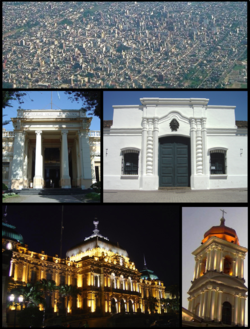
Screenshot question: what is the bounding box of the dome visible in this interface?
[2,222,24,244]
[140,268,159,280]
[202,217,239,245]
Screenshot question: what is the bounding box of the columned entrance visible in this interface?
[159,136,191,187]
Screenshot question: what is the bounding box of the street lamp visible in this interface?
[9,294,24,327]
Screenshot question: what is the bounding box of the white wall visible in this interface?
[206,106,236,128]
[112,106,142,128]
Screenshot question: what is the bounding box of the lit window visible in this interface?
[121,149,140,175]
[210,149,227,174]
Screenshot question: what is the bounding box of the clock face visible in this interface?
[6,242,13,250]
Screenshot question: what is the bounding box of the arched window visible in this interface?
[121,149,140,175]
[209,149,227,174]
[222,302,232,325]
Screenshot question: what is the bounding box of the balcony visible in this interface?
[89,131,100,137]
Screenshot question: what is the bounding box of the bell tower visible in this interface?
[187,211,247,326]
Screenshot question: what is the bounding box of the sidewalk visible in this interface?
[104,188,247,203]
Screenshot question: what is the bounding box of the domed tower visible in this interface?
[187,211,247,326]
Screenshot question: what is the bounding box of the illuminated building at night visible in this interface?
[3,216,170,318]
[183,212,248,326]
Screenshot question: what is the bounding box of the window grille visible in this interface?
[121,150,139,175]
[210,149,227,174]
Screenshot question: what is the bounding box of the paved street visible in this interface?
[104,188,247,203]
[2,195,99,203]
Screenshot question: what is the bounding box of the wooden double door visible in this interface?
[159,136,191,187]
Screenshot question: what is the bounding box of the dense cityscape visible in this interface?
[3,1,247,89]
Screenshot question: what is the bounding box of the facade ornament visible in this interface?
[169,118,179,131]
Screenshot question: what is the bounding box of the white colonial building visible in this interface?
[2,109,100,190]
[104,98,247,190]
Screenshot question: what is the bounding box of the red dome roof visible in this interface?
[202,218,240,245]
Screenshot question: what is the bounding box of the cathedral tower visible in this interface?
[187,211,247,326]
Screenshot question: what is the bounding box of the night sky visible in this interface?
[2,205,180,289]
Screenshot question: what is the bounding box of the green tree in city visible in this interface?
[57,284,82,317]
[35,279,57,326]
[64,91,100,118]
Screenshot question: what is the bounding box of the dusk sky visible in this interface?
[3,91,100,131]
[104,90,248,121]
[2,205,180,289]
[182,207,248,326]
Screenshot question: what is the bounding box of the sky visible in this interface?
[3,91,100,131]
[104,91,248,121]
[182,207,248,326]
[2,205,180,290]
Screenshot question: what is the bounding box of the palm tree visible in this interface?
[57,284,82,317]
[8,283,46,309]
[35,279,57,326]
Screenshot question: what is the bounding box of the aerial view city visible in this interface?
[2,1,247,89]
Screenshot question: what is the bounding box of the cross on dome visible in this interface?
[220,209,227,226]
[84,218,109,241]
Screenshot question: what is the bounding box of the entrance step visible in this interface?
[159,187,191,190]
[12,188,93,196]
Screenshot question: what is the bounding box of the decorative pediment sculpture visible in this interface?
[170,118,179,131]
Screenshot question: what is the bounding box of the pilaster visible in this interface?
[140,118,148,189]
[146,119,153,175]
[22,134,29,188]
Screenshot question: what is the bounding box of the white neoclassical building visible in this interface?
[104,98,247,190]
[2,109,100,190]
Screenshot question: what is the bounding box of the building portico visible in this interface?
[10,109,93,190]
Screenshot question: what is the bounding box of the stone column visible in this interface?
[141,118,147,178]
[190,118,196,188]
[146,119,153,175]
[240,297,245,326]
[240,257,244,278]
[210,290,216,320]
[234,294,239,325]
[153,118,159,177]
[78,130,92,189]
[216,249,221,272]
[61,130,71,188]
[235,255,239,276]
[22,134,29,188]
[233,260,236,276]
[75,137,81,187]
[213,249,218,271]
[28,146,33,187]
[201,118,208,175]
[217,290,222,321]
[196,119,203,174]
[199,292,203,317]
[11,131,25,190]
[33,130,43,189]
[71,144,77,187]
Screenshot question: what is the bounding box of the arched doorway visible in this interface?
[222,302,232,325]
[111,298,117,314]
[159,136,191,187]
[120,299,125,313]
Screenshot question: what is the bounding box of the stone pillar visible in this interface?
[210,290,216,320]
[78,130,92,189]
[240,257,244,278]
[234,294,239,325]
[233,260,236,276]
[199,292,203,317]
[217,290,222,321]
[61,130,71,188]
[11,131,25,190]
[28,146,33,187]
[190,118,196,188]
[205,289,211,320]
[216,249,221,272]
[205,251,209,273]
[196,119,203,174]
[22,135,29,188]
[146,119,153,175]
[240,297,245,326]
[75,138,81,187]
[71,144,77,187]
[33,130,43,189]
[213,249,217,270]
[235,255,239,276]
[140,118,148,188]
[153,118,159,176]
[201,118,208,177]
